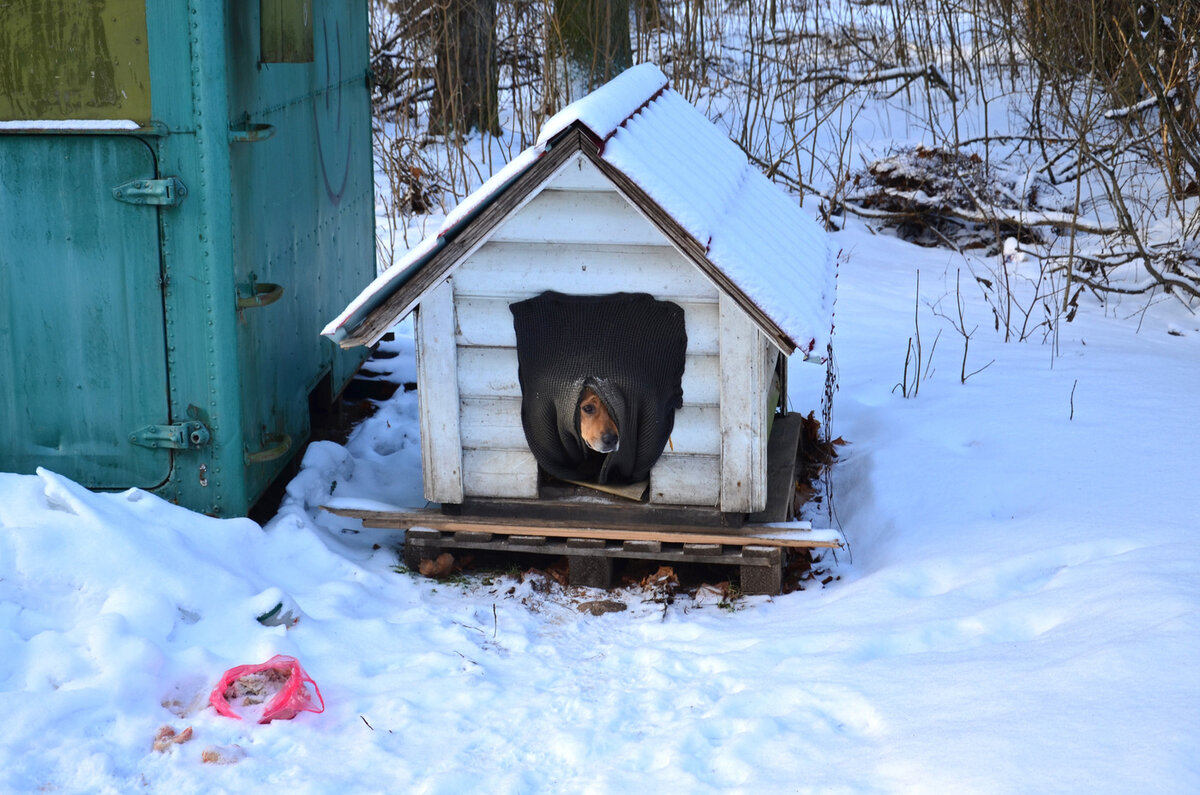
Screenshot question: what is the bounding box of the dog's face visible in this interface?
[578,386,619,454]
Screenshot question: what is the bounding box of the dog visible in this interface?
[578,385,619,454]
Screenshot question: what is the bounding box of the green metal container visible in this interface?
[0,0,374,516]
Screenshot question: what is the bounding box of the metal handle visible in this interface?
[245,433,292,465]
[236,282,284,309]
[228,123,276,143]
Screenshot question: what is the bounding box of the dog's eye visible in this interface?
[581,403,595,415]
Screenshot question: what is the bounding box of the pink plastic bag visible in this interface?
[209,655,325,724]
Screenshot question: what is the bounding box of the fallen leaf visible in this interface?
[201,745,247,765]
[152,725,193,753]
[152,726,176,753]
[546,557,570,587]
[640,566,678,590]
[577,599,627,616]
[418,553,455,578]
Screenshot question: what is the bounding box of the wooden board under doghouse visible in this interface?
[324,509,842,596]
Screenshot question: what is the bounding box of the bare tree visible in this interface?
[430,0,501,135]
[551,0,633,101]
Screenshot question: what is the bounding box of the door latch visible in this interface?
[129,421,211,450]
[112,177,188,206]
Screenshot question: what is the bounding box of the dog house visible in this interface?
[325,63,835,524]
[0,1,374,516]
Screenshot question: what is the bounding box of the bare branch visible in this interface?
[842,185,1119,235]
[795,63,959,103]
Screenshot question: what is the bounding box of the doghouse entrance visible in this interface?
[509,291,687,489]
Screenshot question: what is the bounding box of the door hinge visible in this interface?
[112,177,188,206]
[129,421,211,450]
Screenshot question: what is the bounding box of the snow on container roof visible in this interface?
[324,63,835,359]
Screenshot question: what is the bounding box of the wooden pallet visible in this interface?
[324,508,841,595]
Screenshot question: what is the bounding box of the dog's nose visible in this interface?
[600,432,619,451]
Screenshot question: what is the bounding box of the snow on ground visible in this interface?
[2,217,1199,793]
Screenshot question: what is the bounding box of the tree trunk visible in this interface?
[552,0,633,100]
[430,0,499,135]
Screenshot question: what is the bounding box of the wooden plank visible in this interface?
[560,477,648,501]
[459,396,720,457]
[406,527,443,542]
[404,535,778,567]
[328,509,842,548]
[456,496,732,527]
[649,453,720,506]
[459,396,528,449]
[415,279,465,504]
[718,293,768,513]
[461,448,539,498]
[566,537,608,550]
[490,188,670,247]
[662,405,721,456]
[451,241,719,302]
[456,347,524,398]
[457,346,721,405]
[747,412,804,524]
[452,294,720,355]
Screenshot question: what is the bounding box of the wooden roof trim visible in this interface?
[339,128,591,348]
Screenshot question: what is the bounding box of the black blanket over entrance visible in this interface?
[510,291,687,485]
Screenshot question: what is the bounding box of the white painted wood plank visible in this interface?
[649,454,721,506]
[457,346,721,405]
[664,405,721,456]
[460,396,527,450]
[459,395,719,457]
[490,189,668,246]
[453,242,719,301]
[461,448,539,498]
[415,279,465,504]
[452,295,519,349]
[719,293,768,513]
[452,294,719,354]
[455,347,524,398]
[543,152,615,191]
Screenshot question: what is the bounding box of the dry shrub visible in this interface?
[846,145,1044,250]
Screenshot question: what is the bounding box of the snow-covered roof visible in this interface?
[324,63,835,358]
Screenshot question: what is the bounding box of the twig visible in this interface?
[797,63,959,103]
